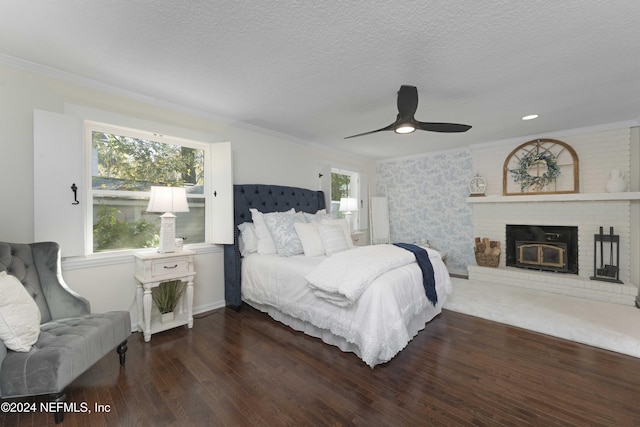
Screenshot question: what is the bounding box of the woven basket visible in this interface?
[475,252,500,268]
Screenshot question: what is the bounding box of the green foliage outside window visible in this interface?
[91,130,205,251]
[92,132,204,191]
[331,172,351,201]
[93,206,159,252]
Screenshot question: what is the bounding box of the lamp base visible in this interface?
[344,211,353,232]
[158,213,177,253]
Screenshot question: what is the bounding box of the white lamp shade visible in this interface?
[339,197,358,212]
[147,186,190,213]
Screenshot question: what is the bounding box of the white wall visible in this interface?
[0,62,375,324]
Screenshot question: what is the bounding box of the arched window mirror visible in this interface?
[503,139,579,195]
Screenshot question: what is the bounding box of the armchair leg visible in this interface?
[52,392,66,424]
[117,340,128,365]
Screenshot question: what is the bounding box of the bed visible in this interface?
[223,184,452,367]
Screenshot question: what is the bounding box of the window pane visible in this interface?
[331,172,348,220]
[331,172,351,202]
[90,128,207,252]
[92,196,205,253]
[92,131,204,193]
[173,199,206,245]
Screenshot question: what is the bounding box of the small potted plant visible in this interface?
[152,280,185,323]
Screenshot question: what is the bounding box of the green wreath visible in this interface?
[509,152,560,191]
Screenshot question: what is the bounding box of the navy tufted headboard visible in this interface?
[223,184,326,309]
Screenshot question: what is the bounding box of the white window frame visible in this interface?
[84,121,212,254]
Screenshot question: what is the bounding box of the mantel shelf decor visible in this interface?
[503,139,579,196]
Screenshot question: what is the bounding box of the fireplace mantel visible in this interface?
[466,192,640,204]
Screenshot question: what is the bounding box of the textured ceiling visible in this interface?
[2,1,640,159]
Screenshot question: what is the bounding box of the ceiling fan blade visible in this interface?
[416,121,472,133]
[397,85,418,118]
[344,122,395,139]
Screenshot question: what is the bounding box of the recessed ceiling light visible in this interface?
[522,114,539,121]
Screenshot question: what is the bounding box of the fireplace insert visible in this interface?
[506,225,578,274]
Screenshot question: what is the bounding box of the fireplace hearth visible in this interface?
[506,225,578,274]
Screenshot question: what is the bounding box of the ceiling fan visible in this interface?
[344,85,472,139]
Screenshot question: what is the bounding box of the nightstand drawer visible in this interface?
[151,257,190,277]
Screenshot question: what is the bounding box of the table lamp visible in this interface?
[339,197,358,232]
[147,186,190,253]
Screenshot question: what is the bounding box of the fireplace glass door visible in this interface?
[516,242,567,271]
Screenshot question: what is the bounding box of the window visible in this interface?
[88,122,209,253]
[331,168,360,230]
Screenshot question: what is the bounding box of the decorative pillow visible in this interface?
[318,224,350,255]
[304,209,328,223]
[0,271,41,352]
[320,218,354,248]
[264,211,307,256]
[238,222,258,256]
[294,222,326,257]
[250,208,294,255]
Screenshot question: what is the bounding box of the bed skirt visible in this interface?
[243,298,445,368]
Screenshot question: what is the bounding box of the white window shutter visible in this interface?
[33,110,85,257]
[210,141,233,244]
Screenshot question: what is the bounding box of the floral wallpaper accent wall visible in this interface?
[376,149,474,274]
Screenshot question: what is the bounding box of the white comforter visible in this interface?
[241,247,452,367]
[305,245,417,306]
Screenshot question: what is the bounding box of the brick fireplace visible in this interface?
[467,195,637,306]
[467,127,639,306]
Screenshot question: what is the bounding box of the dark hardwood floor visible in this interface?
[3,306,640,426]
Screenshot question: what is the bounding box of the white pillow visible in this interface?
[264,211,307,256]
[250,208,294,255]
[238,222,258,256]
[0,271,41,352]
[318,224,350,255]
[320,218,354,248]
[250,209,276,254]
[304,209,328,223]
[294,222,326,257]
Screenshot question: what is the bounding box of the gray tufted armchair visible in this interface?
[0,242,131,424]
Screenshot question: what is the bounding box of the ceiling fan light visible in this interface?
[395,123,416,134]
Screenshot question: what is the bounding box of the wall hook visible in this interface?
[71,183,79,205]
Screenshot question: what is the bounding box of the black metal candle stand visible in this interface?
[590,226,623,284]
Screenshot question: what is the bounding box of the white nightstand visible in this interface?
[351,230,369,246]
[426,247,447,265]
[437,250,448,265]
[134,250,196,342]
